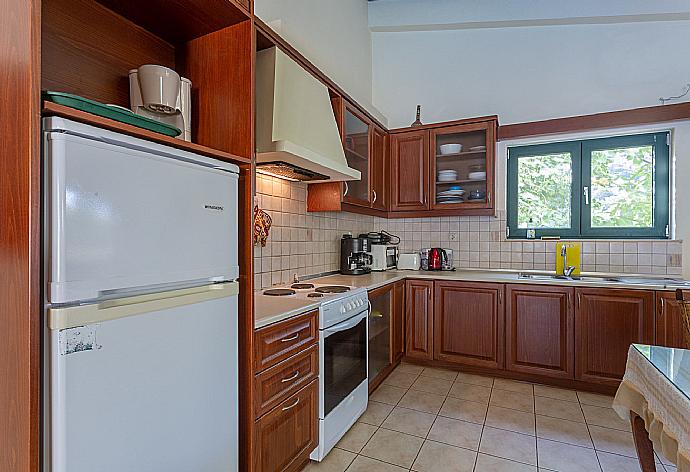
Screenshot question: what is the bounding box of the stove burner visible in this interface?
[291,283,315,290]
[263,289,296,296]
[315,285,351,294]
[307,293,324,298]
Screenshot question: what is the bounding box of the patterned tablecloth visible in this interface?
[613,345,690,472]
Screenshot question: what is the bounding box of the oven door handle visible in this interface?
[323,313,366,337]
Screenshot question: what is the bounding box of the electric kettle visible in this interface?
[428,248,447,271]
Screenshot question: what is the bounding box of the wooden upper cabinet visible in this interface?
[391,280,405,363]
[430,120,496,213]
[506,285,574,379]
[575,288,654,386]
[433,281,504,369]
[656,291,688,349]
[405,279,434,359]
[390,130,430,211]
[371,125,388,211]
[342,103,371,207]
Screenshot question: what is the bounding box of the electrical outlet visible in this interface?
[449,233,457,241]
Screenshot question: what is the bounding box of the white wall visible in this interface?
[372,20,690,128]
[255,0,387,125]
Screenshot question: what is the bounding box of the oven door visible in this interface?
[320,311,368,418]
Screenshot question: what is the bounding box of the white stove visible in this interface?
[262,282,369,461]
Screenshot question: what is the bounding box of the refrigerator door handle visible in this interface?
[48,282,239,330]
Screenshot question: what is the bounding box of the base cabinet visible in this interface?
[433,281,504,369]
[253,380,318,472]
[506,285,574,379]
[575,288,654,387]
[656,291,689,349]
[391,280,405,363]
[405,280,434,359]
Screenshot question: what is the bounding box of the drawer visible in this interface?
[253,380,318,472]
[254,310,318,373]
[254,344,319,418]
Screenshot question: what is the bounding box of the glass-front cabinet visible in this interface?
[368,286,392,383]
[430,121,496,211]
[342,105,371,206]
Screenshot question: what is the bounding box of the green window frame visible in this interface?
[507,132,670,239]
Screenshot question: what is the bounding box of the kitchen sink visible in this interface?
[517,273,690,287]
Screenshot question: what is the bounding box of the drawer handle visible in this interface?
[281,333,299,343]
[281,371,300,383]
[282,398,300,411]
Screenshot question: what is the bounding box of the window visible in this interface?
[507,132,669,239]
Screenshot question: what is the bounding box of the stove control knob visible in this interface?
[357,299,363,306]
[339,306,346,314]
[346,302,353,310]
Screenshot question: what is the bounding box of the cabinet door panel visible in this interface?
[391,280,405,362]
[506,285,574,379]
[434,281,504,369]
[405,280,434,359]
[253,380,318,472]
[390,131,429,211]
[371,125,387,211]
[342,104,371,207]
[656,291,688,349]
[575,289,654,386]
[369,283,393,384]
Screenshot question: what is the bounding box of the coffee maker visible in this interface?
[129,65,192,141]
[340,235,372,275]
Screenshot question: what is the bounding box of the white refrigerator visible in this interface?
[43,117,240,472]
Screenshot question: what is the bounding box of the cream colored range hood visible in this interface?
[256,47,360,182]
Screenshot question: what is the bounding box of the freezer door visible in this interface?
[45,129,239,303]
[46,284,239,472]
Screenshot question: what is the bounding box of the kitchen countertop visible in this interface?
[254,269,690,329]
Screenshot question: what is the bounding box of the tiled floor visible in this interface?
[304,363,677,472]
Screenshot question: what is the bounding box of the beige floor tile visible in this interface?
[383,370,420,389]
[427,416,483,451]
[360,428,424,468]
[535,415,593,448]
[533,385,579,403]
[535,396,585,423]
[345,455,407,472]
[381,406,436,437]
[582,404,632,432]
[411,440,477,472]
[479,426,537,465]
[396,363,425,376]
[537,438,601,472]
[493,378,534,394]
[304,448,356,472]
[359,401,394,426]
[664,466,678,472]
[370,385,407,406]
[474,453,538,471]
[597,450,643,472]
[589,425,637,458]
[577,391,614,408]
[335,422,378,453]
[490,388,535,413]
[485,405,536,435]
[410,375,454,395]
[455,372,494,388]
[448,382,492,403]
[421,366,459,381]
[439,396,488,424]
[398,389,446,414]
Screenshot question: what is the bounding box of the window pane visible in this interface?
[590,146,654,228]
[517,153,572,228]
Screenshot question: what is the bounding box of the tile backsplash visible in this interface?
[254,175,683,289]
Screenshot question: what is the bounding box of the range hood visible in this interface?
[255,47,361,183]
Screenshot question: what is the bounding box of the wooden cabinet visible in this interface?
[341,102,372,207]
[254,310,318,372]
[505,285,574,379]
[390,130,430,211]
[405,280,434,359]
[433,281,504,369]
[391,280,405,363]
[371,125,387,211]
[429,120,496,212]
[575,288,654,386]
[368,283,394,386]
[656,291,688,349]
[253,380,318,472]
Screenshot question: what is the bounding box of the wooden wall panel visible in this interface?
[0,1,41,472]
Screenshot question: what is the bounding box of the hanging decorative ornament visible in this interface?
[253,205,272,247]
[411,104,423,126]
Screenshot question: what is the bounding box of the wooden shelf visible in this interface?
[436,150,486,158]
[345,147,368,161]
[437,179,487,185]
[43,101,251,165]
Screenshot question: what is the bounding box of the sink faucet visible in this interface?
[561,245,576,277]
